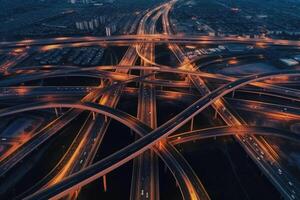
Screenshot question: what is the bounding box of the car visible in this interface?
[257,157,260,161]
[292,190,295,194]
[260,155,264,159]
[288,181,294,186]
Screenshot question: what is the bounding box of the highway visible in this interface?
[136,3,210,200]
[2,64,299,101]
[227,98,300,120]
[162,2,300,199]
[131,6,161,200]
[2,35,300,49]
[28,17,143,200]
[0,1,299,199]
[0,64,152,178]
[169,126,300,145]
[63,45,140,199]
[15,70,300,200]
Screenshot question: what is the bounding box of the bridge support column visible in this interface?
[92,112,96,120]
[55,108,59,117]
[214,110,218,119]
[190,117,194,131]
[103,175,107,192]
[105,116,108,122]
[232,90,235,98]
[100,79,104,88]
